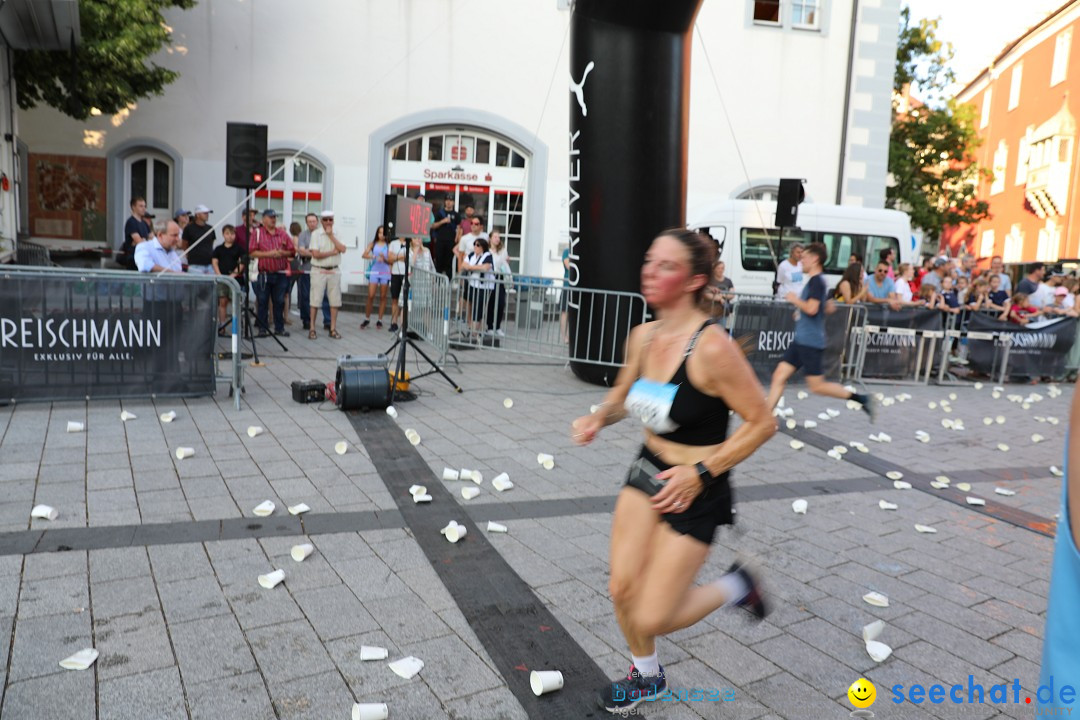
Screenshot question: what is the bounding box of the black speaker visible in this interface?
[335,367,390,410]
[776,178,806,228]
[335,355,391,410]
[383,194,398,236]
[226,123,268,189]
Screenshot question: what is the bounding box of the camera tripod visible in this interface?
[384,232,462,403]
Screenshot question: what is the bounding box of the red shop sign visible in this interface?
[461,185,488,194]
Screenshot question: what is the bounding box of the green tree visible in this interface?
[13,0,195,121]
[887,6,989,245]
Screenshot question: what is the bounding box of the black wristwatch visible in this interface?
[695,462,712,486]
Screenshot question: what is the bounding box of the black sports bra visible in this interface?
[623,320,731,446]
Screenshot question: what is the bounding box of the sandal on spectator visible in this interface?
[308,330,317,339]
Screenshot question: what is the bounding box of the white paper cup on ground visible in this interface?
[160,411,176,423]
[405,428,421,445]
[409,485,427,497]
[469,471,484,485]
[445,523,467,543]
[360,645,389,661]
[120,410,137,422]
[59,648,98,670]
[443,468,460,481]
[31,504,58,521]
[252,500,275,517]
[175,447,195,460]
[530,670,564,696]
[487,521,508,533]
[537,453,554,466]
[461,486,480,500]
[541,458,554,470]
[258,569,285,589]
[287,503,310,515]
[352,703,388,720]
[388,656,424,679]
[335,441,348,455]
[247,426,264,438]
[792,499,808,514]
[492,474,514,492]
[413,494,432,503]
[290,543,314,562]
[386,406,398,418]
[66,421,84,433]
[503,398,514,409]
[862,619,885,642]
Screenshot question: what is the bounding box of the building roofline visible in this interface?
[957,0,1079,97]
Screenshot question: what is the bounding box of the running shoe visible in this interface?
[360,319,370,329]
[376,320,383,329]
[727,563,768,620]
[596,665,666,713]
[861,394,876,423]
[389,323,399,333]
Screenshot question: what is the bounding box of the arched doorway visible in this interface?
[388,127,528,272]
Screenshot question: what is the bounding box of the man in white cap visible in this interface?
[182,204,217,275]
[307,210,346,338]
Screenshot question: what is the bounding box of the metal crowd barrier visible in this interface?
[713,292,867,383]
[935,310,1011,385]
[423,271,648,365]
[0,265,243,409]
[851,321,942,386]
[406,267,452,361]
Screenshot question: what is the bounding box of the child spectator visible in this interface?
[894,263,914,302]
[212,224,244,334]
[988,274,1010,309]
[956,275,971,304]
[966,278,991,310]
[940,275,962,314]
[1001,292,1040,325]
[918,283,941,310]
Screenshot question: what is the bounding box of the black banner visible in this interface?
[0,271,218,402]
[730,299,852,383]
[967,312,1077,378]
[860,306,942,379]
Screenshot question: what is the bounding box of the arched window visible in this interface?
[736,185,780,202]
[125,151,173,220]
[256,152,326,229]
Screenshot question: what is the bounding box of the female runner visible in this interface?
[571,229,776,714]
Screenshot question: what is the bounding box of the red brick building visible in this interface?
[947,0,1079,266]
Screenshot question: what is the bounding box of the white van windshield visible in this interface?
[741,228,900,274]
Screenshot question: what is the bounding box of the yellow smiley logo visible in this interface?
[848,678,877,708]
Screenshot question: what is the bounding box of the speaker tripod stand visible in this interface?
[384,236,462,404]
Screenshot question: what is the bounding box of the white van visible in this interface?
[687,200,916,296]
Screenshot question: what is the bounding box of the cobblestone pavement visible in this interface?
[0,316,1068,719]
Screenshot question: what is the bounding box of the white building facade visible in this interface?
[16,0,899,283]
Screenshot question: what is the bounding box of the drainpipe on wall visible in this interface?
[835,0,860,205]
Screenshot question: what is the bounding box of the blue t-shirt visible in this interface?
[1040,440,1079,713]
[941,290,960,309]
[793,273,828,349]
[867,276,895,300]
[989,290,1009,306]
[562,248,570,280]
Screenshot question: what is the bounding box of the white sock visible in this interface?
[716,571,750,606]
[631,652,660,677]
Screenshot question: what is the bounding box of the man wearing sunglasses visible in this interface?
[866,261,902,311]
[308,210,346,339]
[455,215,488,275]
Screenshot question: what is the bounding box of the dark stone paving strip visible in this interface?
[0,509,403,557]
[346,410,610,720]
[781,426,1057,538]
[0,464,1051,558]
